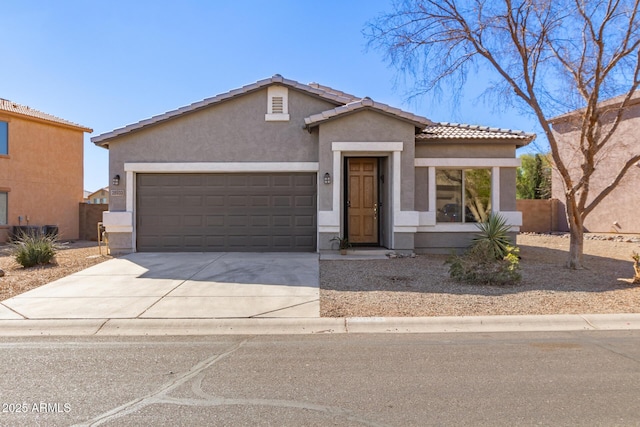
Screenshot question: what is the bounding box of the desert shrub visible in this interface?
[472,213,513,260]
[446,241,521,285]
[12,231,59,268]
[447,213,521,285]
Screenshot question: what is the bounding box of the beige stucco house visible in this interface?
[92,75,534,254]
[550,91,640,233]
[86,187,109,204]
[0,99,92,243]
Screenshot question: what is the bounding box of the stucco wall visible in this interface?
[551,102,640,233]
[316,110,417,211]
[415,231,517,254]
[415,142,515,158]
[517,199,561,233]
[79,203,108,241]
[0,114,84,242]
[107,88,336,211]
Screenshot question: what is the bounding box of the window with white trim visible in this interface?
[0,192,7,225]
[265,86,290,121]
[436,169,491,223]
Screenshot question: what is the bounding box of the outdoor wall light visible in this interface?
[324,173,331,185]
[112,174,120,186]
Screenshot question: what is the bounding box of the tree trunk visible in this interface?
[633,255,640,284]
[566,197,585,269]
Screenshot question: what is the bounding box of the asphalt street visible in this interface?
[0,331,639,426]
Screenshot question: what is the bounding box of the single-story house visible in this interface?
[92,75,534,254]
[550,91,640,233]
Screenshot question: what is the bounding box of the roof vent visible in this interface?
[272,96,284,114]
[265,86,290,121]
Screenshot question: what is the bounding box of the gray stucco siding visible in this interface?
[108,89,334,163]
[414,167,429,211]
[107,88,336,212]
[317,110,417,212]
[500,168,517,211]
[415,143,515,158]
[415,231,517,254]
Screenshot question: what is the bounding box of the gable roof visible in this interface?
[417,122,535,146]
[87,187,109,198]
[92,74,359,146]
[0,98,92,133]
[304,97,432,129]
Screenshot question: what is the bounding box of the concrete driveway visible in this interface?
[0,252,319,320]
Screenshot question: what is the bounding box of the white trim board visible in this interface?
[124,162,319,173]
[415,158,521,167]
[332,142,404,152]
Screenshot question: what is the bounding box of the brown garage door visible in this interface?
[136,173,316,252]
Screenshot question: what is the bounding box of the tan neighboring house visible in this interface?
[86,187,109,204]
[92,75,534,254]
[0,98,92,243]
[550,91,640,233]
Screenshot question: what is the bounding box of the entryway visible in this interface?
[346,158,380,245]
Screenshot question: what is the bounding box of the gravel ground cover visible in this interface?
[320,233,640,317]
[0,241,111,301]
[2,234,639,318]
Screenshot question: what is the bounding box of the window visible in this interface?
[0,192,7,225]
[0,121,7,155]
[436,169,491,223]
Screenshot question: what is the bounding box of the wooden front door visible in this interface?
[347,158,379,244]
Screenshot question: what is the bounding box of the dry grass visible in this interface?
[320,234,640,317]
[0,241,111,301]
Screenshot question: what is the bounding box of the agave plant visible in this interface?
[472,213,513,260]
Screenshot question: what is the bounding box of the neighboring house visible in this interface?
[83,190,92,203]
[92,75,534,254]
[86,187,109,204]
[0,99,92,243]
[550,91,640,233]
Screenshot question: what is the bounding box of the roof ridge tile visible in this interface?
[0,98,92,132]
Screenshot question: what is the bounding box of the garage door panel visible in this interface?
[295,195,314,207]
[183,216,203,227]
[137,173,316,252]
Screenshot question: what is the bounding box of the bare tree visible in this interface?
[366,0,640,268]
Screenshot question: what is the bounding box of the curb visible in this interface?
[0,314,639,336]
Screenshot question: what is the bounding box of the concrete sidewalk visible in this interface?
[0,314,639,336]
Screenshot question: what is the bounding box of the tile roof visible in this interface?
[304,97,432,128]
[92,74,358,145]
[306,82,359,103]
[417,122,535,145]
[0,98,92,132]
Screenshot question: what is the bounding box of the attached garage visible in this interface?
[136,173,317,252]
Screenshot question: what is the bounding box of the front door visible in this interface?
[347,158,379,244]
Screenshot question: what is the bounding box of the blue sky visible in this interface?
[2,1,544,192]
